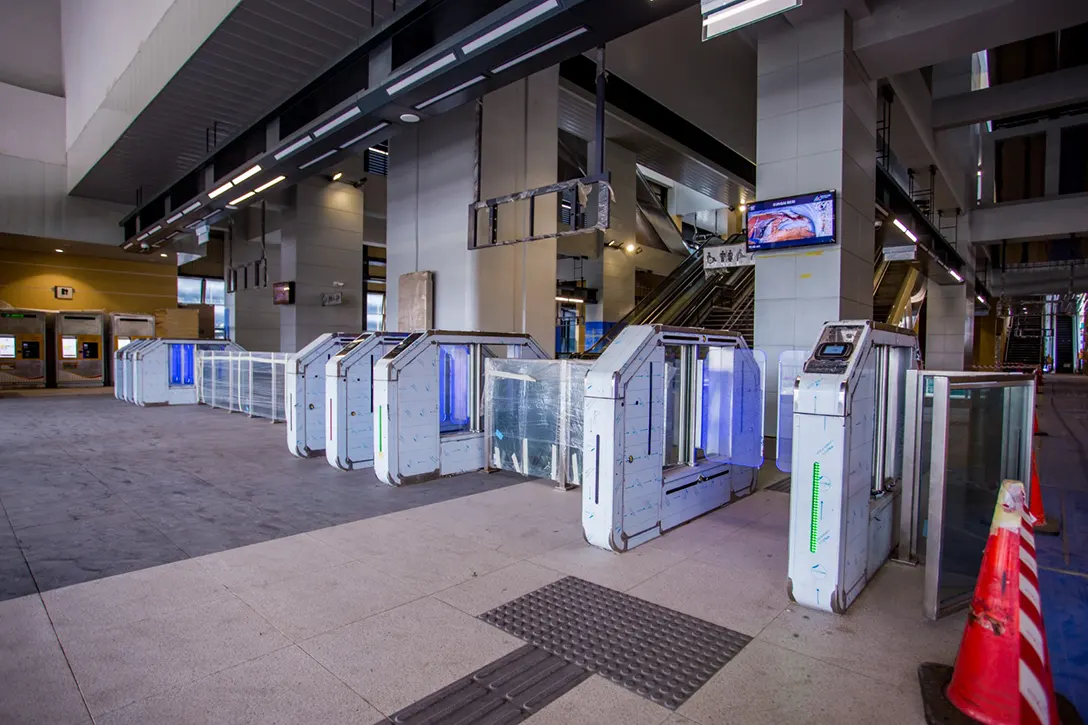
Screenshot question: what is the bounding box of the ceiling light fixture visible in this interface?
[146,225,162,235]
[555,296,584,304]
[461,0,559,55]
[274,135,313,161]
[255,175,286,193]
[369,146,389,156]
[225,204,238,210]
[491,27,589,75]
[313,106,362,137]
[160,253,169,258]
[416,76,488,110]
[55,248,64,253]
[625,243,636,252]
[208,181,234,199]
[386,52,458,96]
[702,0,801,41]
[166,212,183,224]
[137,232,150,241]
[332,172,343,181]
[340,122,390,149]
[891,218,918,243]
[228,191,255,205]
[977,295,986,304]
[181,201,203,214]
[949,269,963,283]
[299,149,338,170]
[739,204,747,212]
[232,165,262,185]
[400,112,420,123]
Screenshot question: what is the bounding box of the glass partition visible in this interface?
[902,371,1035,619]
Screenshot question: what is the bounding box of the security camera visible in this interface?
[140,241,150,250]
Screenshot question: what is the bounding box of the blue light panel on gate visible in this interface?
[169,344,195,386]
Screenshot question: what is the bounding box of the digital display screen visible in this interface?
[61,336,78,359]
[0,335,14,359]
[272,281,295,305]
[822,344,847,356]
[747,190,836,252]
[116,337,132,350]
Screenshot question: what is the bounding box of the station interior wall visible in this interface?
[0,239,177,315]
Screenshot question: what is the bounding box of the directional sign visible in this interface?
[703,243,754,271]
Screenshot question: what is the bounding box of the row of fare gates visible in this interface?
[109,322,1038,621]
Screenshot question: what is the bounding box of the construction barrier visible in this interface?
[918,480,1076,725]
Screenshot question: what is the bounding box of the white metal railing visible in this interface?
[196,350,290,421]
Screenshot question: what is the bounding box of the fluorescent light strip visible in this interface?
[166,212,183,224]
[369,146,389,156]
[949,269,963,282]
[491,27,588,75]
[977,295,986,304]
[416,76,487,110]
[208,181,234,199]
[229,191,255,205]
[891,218,918,243]
[386,52,458,95]
[313,106,361,137]
[340,122,390,149]
[555,296,584,304]
[703,0,800,37]
[255,175,286,193]
[273,135,313,161]
[146,225,162,235]
[232,164,262,185]
[137,232,150,241]
[299,149,338,170]
[461,0,559,55]
[182,201,202,214]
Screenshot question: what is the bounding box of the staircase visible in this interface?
[1004,315,1043,367]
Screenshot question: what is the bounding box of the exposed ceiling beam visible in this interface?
[853,0,1088,80]
[932,65,1088,130]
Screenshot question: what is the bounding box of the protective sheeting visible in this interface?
[485,359,591,487]
[198,351,290,421]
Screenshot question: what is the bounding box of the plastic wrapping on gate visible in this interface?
[197,351,290,421]
[484,358,592,486]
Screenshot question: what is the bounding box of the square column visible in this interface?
[754,12,877,429]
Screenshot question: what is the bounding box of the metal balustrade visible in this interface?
[197,350,291,421]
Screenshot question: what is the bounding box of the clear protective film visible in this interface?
[730,346,764,469]
[776,350,808,472]
[700,345,764,468]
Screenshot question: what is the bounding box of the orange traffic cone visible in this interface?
[1030,454,1061,537]
[918,480,1064,725]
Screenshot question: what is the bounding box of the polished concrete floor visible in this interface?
[0,395,519,600]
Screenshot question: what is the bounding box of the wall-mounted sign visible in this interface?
[703,243,754,270]
[53,286,75,300]
[321,292,343,306]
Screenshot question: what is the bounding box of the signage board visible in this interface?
[703,243,754,270]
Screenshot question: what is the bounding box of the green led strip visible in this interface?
[378,406,383,453]
[809,462,820,553]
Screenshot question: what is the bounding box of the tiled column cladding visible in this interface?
[753,11,877,432]
[386,68,559,356]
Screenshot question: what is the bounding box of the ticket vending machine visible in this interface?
[0,309,47,389]
[54,311,106,387]
[787,320,917,614]
[285,332,359,459]
[108,313,155,385]
[324,332,411,469]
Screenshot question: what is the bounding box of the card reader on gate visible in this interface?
[803,341,854,374]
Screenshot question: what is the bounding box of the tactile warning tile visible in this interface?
[767,477,792,494]
[378,645,590,724]
[480,576,752,710]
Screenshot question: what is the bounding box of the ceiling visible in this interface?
[72,0,400,205]
[0,232,176,265]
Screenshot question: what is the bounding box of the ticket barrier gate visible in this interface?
[582,326,765,552]
[115,339,156,401]
[285,333,360,459]
[107,313,155,386]
[54,311,106,387]
[0,309,47,389]
[130,339,243,406]
[785,320,918,614]
[325,332,411,470]
[374,331,548,486]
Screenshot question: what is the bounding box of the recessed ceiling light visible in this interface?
[625,243,636,252]
[182,201,202,214]
[166,212,183,224]
[208,181,234,199]
[229,191,255,205]
[400,112,420,123]
[332,172,343,181]
[146,225,162,235]
[55,248,64,253]
[232,165,262,185]
[255,175,286,193]
[160,253,169,258]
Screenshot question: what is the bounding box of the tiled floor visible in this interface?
[0,395,520,600]
[0,475,963,725]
